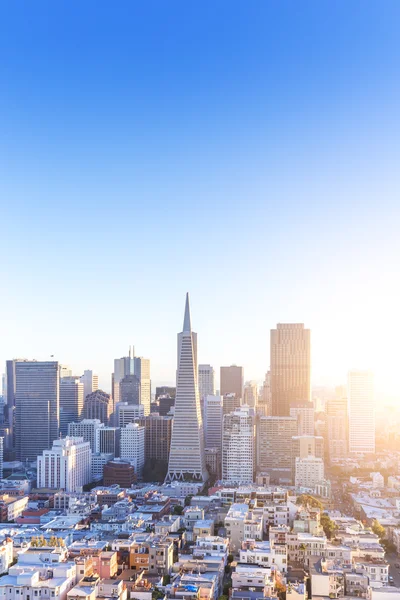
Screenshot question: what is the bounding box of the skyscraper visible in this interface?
[120,423,145,477]
[68,419,104,452]
[220,365,243,400]
[243,381,258,409]
[80,370,99,402]
[37,437,91,492]
[137,414,173,462]
[120,374,141,405]
[116,403,145,428]
[15,360,60,461]
[82,390,112,424]
[198,365,215,400]
[289,402,315,436]
[222,393,241,416]
[257,372,271,416]
[348,370,375,454]
[166,294,207,482]
[133,356,151,416]
[270,323,311,416]
[222,406,254,484]
[96,426,121,457]
[59,376,84,436]
[257,416,297,481]
[4,359,19,450]
[327,387,348,462]
[204,395,223,452]
[113,350,134,407]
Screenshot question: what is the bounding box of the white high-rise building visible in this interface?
[68,419,104,452]
[80,370,99,402]
[120,423,145,477]
[166,294,207,482]
[133,356,151,416]
[204,395,223,452]
[295,456,324,488]
[116,402,145,428]
[348,370,375,454]
[60,365,72,378]
[198,365,215,400]
[37,437,91,492]
[327,388,348,461]
[222,405,254,484]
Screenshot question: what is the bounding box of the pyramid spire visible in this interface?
[183,292,191,333]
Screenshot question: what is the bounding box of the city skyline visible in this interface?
[1,3,400,399]
[0,314,393,401]
[0,318,393,405]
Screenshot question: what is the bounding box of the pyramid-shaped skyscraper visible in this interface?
[165,294,208,482]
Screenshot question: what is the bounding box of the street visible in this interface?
[385,553,400,587]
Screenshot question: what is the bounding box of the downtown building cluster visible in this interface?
[0,294,397,600]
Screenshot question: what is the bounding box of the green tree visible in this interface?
[372,519,386,540]
[223,583,231,596]
[173,504,184,515]
[184,495,193,506]
[321,513,337,540]
[227,554,234,563]
[296,494,323,510]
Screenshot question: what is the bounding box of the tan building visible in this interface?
[291,435,324,482]
[270,323,311,416]
[220,365,243,400]
[257,416,297,479]
[327,387,348,462]
[129,534,174,575]
[222,393,240,416]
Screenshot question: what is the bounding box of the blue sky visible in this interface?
[1,1,400,395]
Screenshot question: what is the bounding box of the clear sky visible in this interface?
[1,1,400,396]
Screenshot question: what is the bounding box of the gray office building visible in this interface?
[15,361,60,462]
[59,376,84,436]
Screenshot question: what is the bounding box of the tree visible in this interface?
[223,583,231,596]
[162,575,171,586]
[275,580,286,600]
[184,495,193,506]
[296,494,323,510]
[173,504,184,515]
[372,519,386,540]
[381,539,396,554]
[321,513,337,540]
[227,554,234,563]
